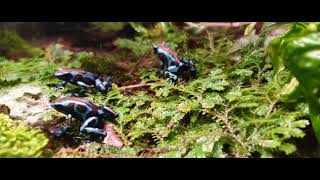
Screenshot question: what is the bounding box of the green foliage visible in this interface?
[0,113,48,158]
[45,44,74,63]
[115,22,188,57]
[128,22,148,34]
[58,22,308,158]
[0,29,43,58]
[74,51,116,74]
[0,44,88,88]
[0,57,59,87]
[114,38,150,56]
[0,22,312,158]
[87,55,308,157]
[88,22,124,32]
[269,22,320,143]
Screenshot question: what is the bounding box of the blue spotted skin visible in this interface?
[52,99,94,122]
[156,49,181,73]
[50,96,119,137]
[54,68,112,93]
[153,42,196,82]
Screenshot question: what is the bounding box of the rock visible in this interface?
[103,123,124,149]
[0,104,10,114]
[0,85,53,125]
[264,26,290,49]
[227,33,259,55]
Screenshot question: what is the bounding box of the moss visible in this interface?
[0,113,48,158]
[88,22,124,32]
[0,22,312,158]
[0,29,43,58]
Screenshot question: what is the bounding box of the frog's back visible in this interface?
[68,97,99,111]
[52,97,98,121]
[75,73,97,86]
[156,43,181,64]
[57,68,88,74]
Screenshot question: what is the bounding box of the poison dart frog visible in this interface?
[152,42,196,82]
[50,96,119,137]
[54,68,112,93]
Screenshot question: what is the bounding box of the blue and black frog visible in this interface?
[50,96,119,137]
[152,42,196,83]
[54,68,112,94]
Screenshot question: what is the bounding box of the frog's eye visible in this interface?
[98,104,104,109]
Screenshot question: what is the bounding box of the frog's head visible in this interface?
[54,68,73,81]
[97,104,119,120]
[96,76,112,93]
[50,96,68,112]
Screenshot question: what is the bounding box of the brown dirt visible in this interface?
[54,144,128,158]
[27,23,158,87]
[32,118,81,153]
[28,23,137,56]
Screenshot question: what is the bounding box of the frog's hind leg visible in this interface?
[80,117,107,137]
[70,87,87,97]
[53,114,73,137]
[61,114,73,134]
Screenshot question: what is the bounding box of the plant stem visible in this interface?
[120,83,154,91]
[216,106,251,157]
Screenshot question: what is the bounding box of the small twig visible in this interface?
[215,106,251,157]
[120,83,154,91]
[267,100,278,117]
[206,30,215,53]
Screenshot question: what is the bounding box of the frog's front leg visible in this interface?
[166,65,180,82]
[55,81,67,91]
[167,64,181,73]
[76,81,95,89]
[157,60,166,77]
[187,60,196,78]
[164,71,178,83]
[71,88,87,97]
[62,114,73,133]
[80,117,106,137]
[54,114,73,137]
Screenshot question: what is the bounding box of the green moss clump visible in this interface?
[0,114,48,158]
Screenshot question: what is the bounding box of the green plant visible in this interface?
[0,45,85,89]
[45,44,74,63]
[0,22,312,158]
[0,57,58,88]
[269,22,320,143]
[86,53,309,157]
[0,29,43,58]
[0,113,48,158]
[64,22,307,158]
[88,22,124,32]
[115,22,188,57]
